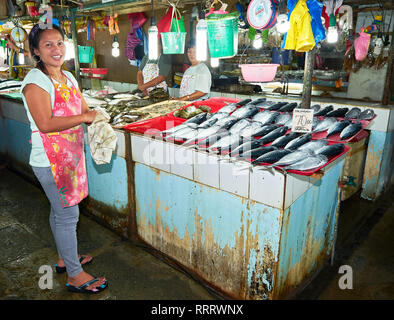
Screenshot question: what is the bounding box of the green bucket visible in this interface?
[161,32,187,54]
[78,46,94,63]
[206,12,239,59]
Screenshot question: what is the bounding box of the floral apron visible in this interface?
[179,73,194,98]
[142,58,167,94]
[33,72,88,207]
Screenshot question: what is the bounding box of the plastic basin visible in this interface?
[239,64,280,82]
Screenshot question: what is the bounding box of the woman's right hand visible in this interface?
[83,110,97,124]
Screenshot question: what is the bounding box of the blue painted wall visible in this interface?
[275,160,344,298]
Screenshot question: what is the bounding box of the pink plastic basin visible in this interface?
[239,64,280,82]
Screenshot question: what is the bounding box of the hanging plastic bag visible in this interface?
[307,0,326,44]
[171,12,185,32]
[354,28,371,61]
[158,7,174,37]
[284,0,315,52]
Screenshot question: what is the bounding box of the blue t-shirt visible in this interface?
[20,68,79,167]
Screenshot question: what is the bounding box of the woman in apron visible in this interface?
[172,39,212,102]
[136,41,171,96]
[21,24,107,294]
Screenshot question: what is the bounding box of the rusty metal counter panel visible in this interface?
[134,162,283,300]
[274,158,344,299]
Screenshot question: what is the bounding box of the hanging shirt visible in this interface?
[179,63,211,101]
[20,68,79,167]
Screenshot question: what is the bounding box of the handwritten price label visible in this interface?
[292,108,314,133]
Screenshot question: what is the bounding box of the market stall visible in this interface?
[0,0,393,300]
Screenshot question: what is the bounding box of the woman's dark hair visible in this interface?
[28,23,65,73]
[186,38,196,51]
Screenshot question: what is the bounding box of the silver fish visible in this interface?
[357,108,375,120]
[340,122,363,140]
[270,150,313,167]
[297,139,329,153]
[215,115,239,129]
[228,140,262,157]
[161,122,198,136]
[169,126,199,140]
[183,125,224,144]
[312,117,320,130]
[266,102,288,111]
[344,107,361,119]
[236,146,277,160]
[312,117,337,133]
[315,143,345,158]
[311,104,321,113]
[271,132,299,148]
[194,130,230,148]
[218,103,238,114]
[282,154,328,171]
[284,133,312,150]
[239,121,263,138]
[252,149,292,164]
[252,110,280,125]
[231,105,260,119]
[229,119,252,134]
[274,112,292,125]
[259,126,289,145]
[208,134,245,152]
[326,120,351,138]
[197,112,227,128]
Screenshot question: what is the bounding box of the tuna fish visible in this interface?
[271,132,299,148]
[311,104,321,113]
[184,112,210,124]
[315,143,345,158]
[297,139,329,153]
[274,112,292,125]
[344,107,361,119]
[169,125,199,140]
[183,124,225,144]
[228,140,263,157]
[229,119,252,134]
[326,120,352,138]
[162,122,198,136]
[278,102,298,112]
[312,117,338,133]
[266,102,288,111]
[312,117,320,130]
[218,103,238,114]
[208,134,247,153]
[340,122,363,140]
[197,112,227,128]
[252,149,292,164]
[236,146,277,160]
[282,154,328,172]
[215,115,239,129]
[236,98,252,106]
[249,97,267,105]
[325,108,349,118]
[252,111,280,125]
[357,108,375,120]
[231,105,260,119]
[258,126,289,145]
[239,121,264,138]
[284,133,312,150]
[270,150,313,167]
[315,105,334,116]
[193,130,229,148]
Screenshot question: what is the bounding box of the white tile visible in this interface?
[169,144,194,180]
[130,134,151,165]
[249,167,285,209]
[219,159,250,198]
[149,139,171,172]
[114,129,126,158]
[194,150,220,188]
[284,173,311,209]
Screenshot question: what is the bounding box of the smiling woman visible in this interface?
[19,24,108,294]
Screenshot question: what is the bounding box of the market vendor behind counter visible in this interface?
[172,39,212,102]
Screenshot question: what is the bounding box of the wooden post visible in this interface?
[70,11,81,87]
[300,48,315,109]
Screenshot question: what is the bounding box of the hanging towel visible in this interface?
[87,107,117,165]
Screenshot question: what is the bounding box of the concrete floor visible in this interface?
[0,165,393,300]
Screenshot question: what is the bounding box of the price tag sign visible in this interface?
[292,108,314,133]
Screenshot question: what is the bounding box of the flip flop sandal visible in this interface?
[66,278,108,294]
[55,256,93,274]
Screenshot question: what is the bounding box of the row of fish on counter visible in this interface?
[158,98,367,172]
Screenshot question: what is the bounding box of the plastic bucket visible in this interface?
[161,32,186,54]
[78,46,94,63]
[207,13,239,59]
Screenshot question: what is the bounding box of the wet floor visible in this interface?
[0,165,393,300]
